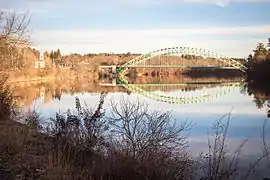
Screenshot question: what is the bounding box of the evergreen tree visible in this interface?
[253,43,268,58]
[49,50,54,60]
[56,49,61,58]
[49,49,62,66]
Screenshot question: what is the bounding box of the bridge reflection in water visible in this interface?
[99,78,244,105]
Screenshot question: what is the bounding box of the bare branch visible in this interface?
[0,10,31,70]
[0,10,31,47]
[106,97,193,179]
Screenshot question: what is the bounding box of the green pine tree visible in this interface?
[253,43,268,58]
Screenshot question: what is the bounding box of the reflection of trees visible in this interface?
[253,97,265,109]
[240,83,249,96]
[53,94,61,101]
[52,86,62,100]
[267,100,270,118]
[245,80,270,117]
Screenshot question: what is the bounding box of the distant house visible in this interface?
[19,47,52,69]
[34,51,46,68]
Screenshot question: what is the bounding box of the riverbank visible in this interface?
[5,64,98,84]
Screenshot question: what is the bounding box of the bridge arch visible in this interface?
[121,46,247,72]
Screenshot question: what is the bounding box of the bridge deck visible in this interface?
[99,65,240,69]
[118,82,241,87]
[121,65,239,69]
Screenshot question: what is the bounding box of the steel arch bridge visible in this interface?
[116,46,247,75]
[121,82,242,105]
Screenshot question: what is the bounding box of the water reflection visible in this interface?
[8,75,270,119]
[243,80,270,119]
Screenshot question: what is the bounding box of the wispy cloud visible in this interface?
[32,25,269,57]
[0,0,55,15]
[3,0,270,12]
[0,8,27,14]
[182,0,270,3]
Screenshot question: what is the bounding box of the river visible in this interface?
[10,75,270,179]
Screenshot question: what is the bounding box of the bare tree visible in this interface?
[0,10,31,46]
[105,97,194,180]
[197,113,249,180]
[0,10,31,70]
[197,114,270,180]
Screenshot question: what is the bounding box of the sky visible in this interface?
[1,0,270,57]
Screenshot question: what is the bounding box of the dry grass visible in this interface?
[0,111,49,179]
[0,121,29,158]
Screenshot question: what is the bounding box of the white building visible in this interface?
[34,50,46,68]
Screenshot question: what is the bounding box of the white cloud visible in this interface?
[92,0,270,8]
[0,8,26,14]
[128,0,270,6]
[32,25,270,57]
[182,0,270,2]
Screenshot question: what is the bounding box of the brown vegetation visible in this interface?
[0,76,16,120]
[0,91,194,180]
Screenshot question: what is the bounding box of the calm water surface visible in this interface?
[24,81,269,158]
[16,79,268,178]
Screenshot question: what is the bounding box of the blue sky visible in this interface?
[1,0,270,57]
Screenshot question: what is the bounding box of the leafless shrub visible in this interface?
[45,92,109,179]
[240,119,270,180]
[23,109,43,131]
[105,97,194,180]
[0,75,17,120]
[47,93,108,150]
[196,113,270,180]
[197,113,249,180]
